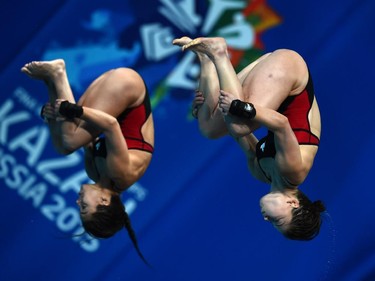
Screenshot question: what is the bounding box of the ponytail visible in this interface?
[124,211,152,267]
[310,200,326,213]
[81,194,151,266]
[282,190,326,240]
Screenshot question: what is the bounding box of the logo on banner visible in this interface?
[42,0,281,106]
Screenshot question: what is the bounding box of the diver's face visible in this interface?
[259,192,299,231]
[76,184,109,217]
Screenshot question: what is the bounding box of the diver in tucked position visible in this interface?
[173,36,325,240]
[21,59,154,264]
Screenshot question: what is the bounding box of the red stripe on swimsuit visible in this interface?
[117,89,154,153]
[278,74,320,146]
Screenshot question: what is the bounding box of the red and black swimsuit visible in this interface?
[117,88,154,153]
[94,87,154,157]
[278,73,320,146]
[256,72,320,163]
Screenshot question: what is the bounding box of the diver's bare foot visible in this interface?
[21,59,66,82]
[173,36,211,63]
[172,36,193,47]
[180,37,228,60]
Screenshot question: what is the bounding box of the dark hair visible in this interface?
[81,194,150,266]
[282,190,326,241]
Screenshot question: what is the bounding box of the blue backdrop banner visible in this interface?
[0,0,374,280]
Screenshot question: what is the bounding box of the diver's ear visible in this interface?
[287,199,300,208]
[100,197,110,206]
